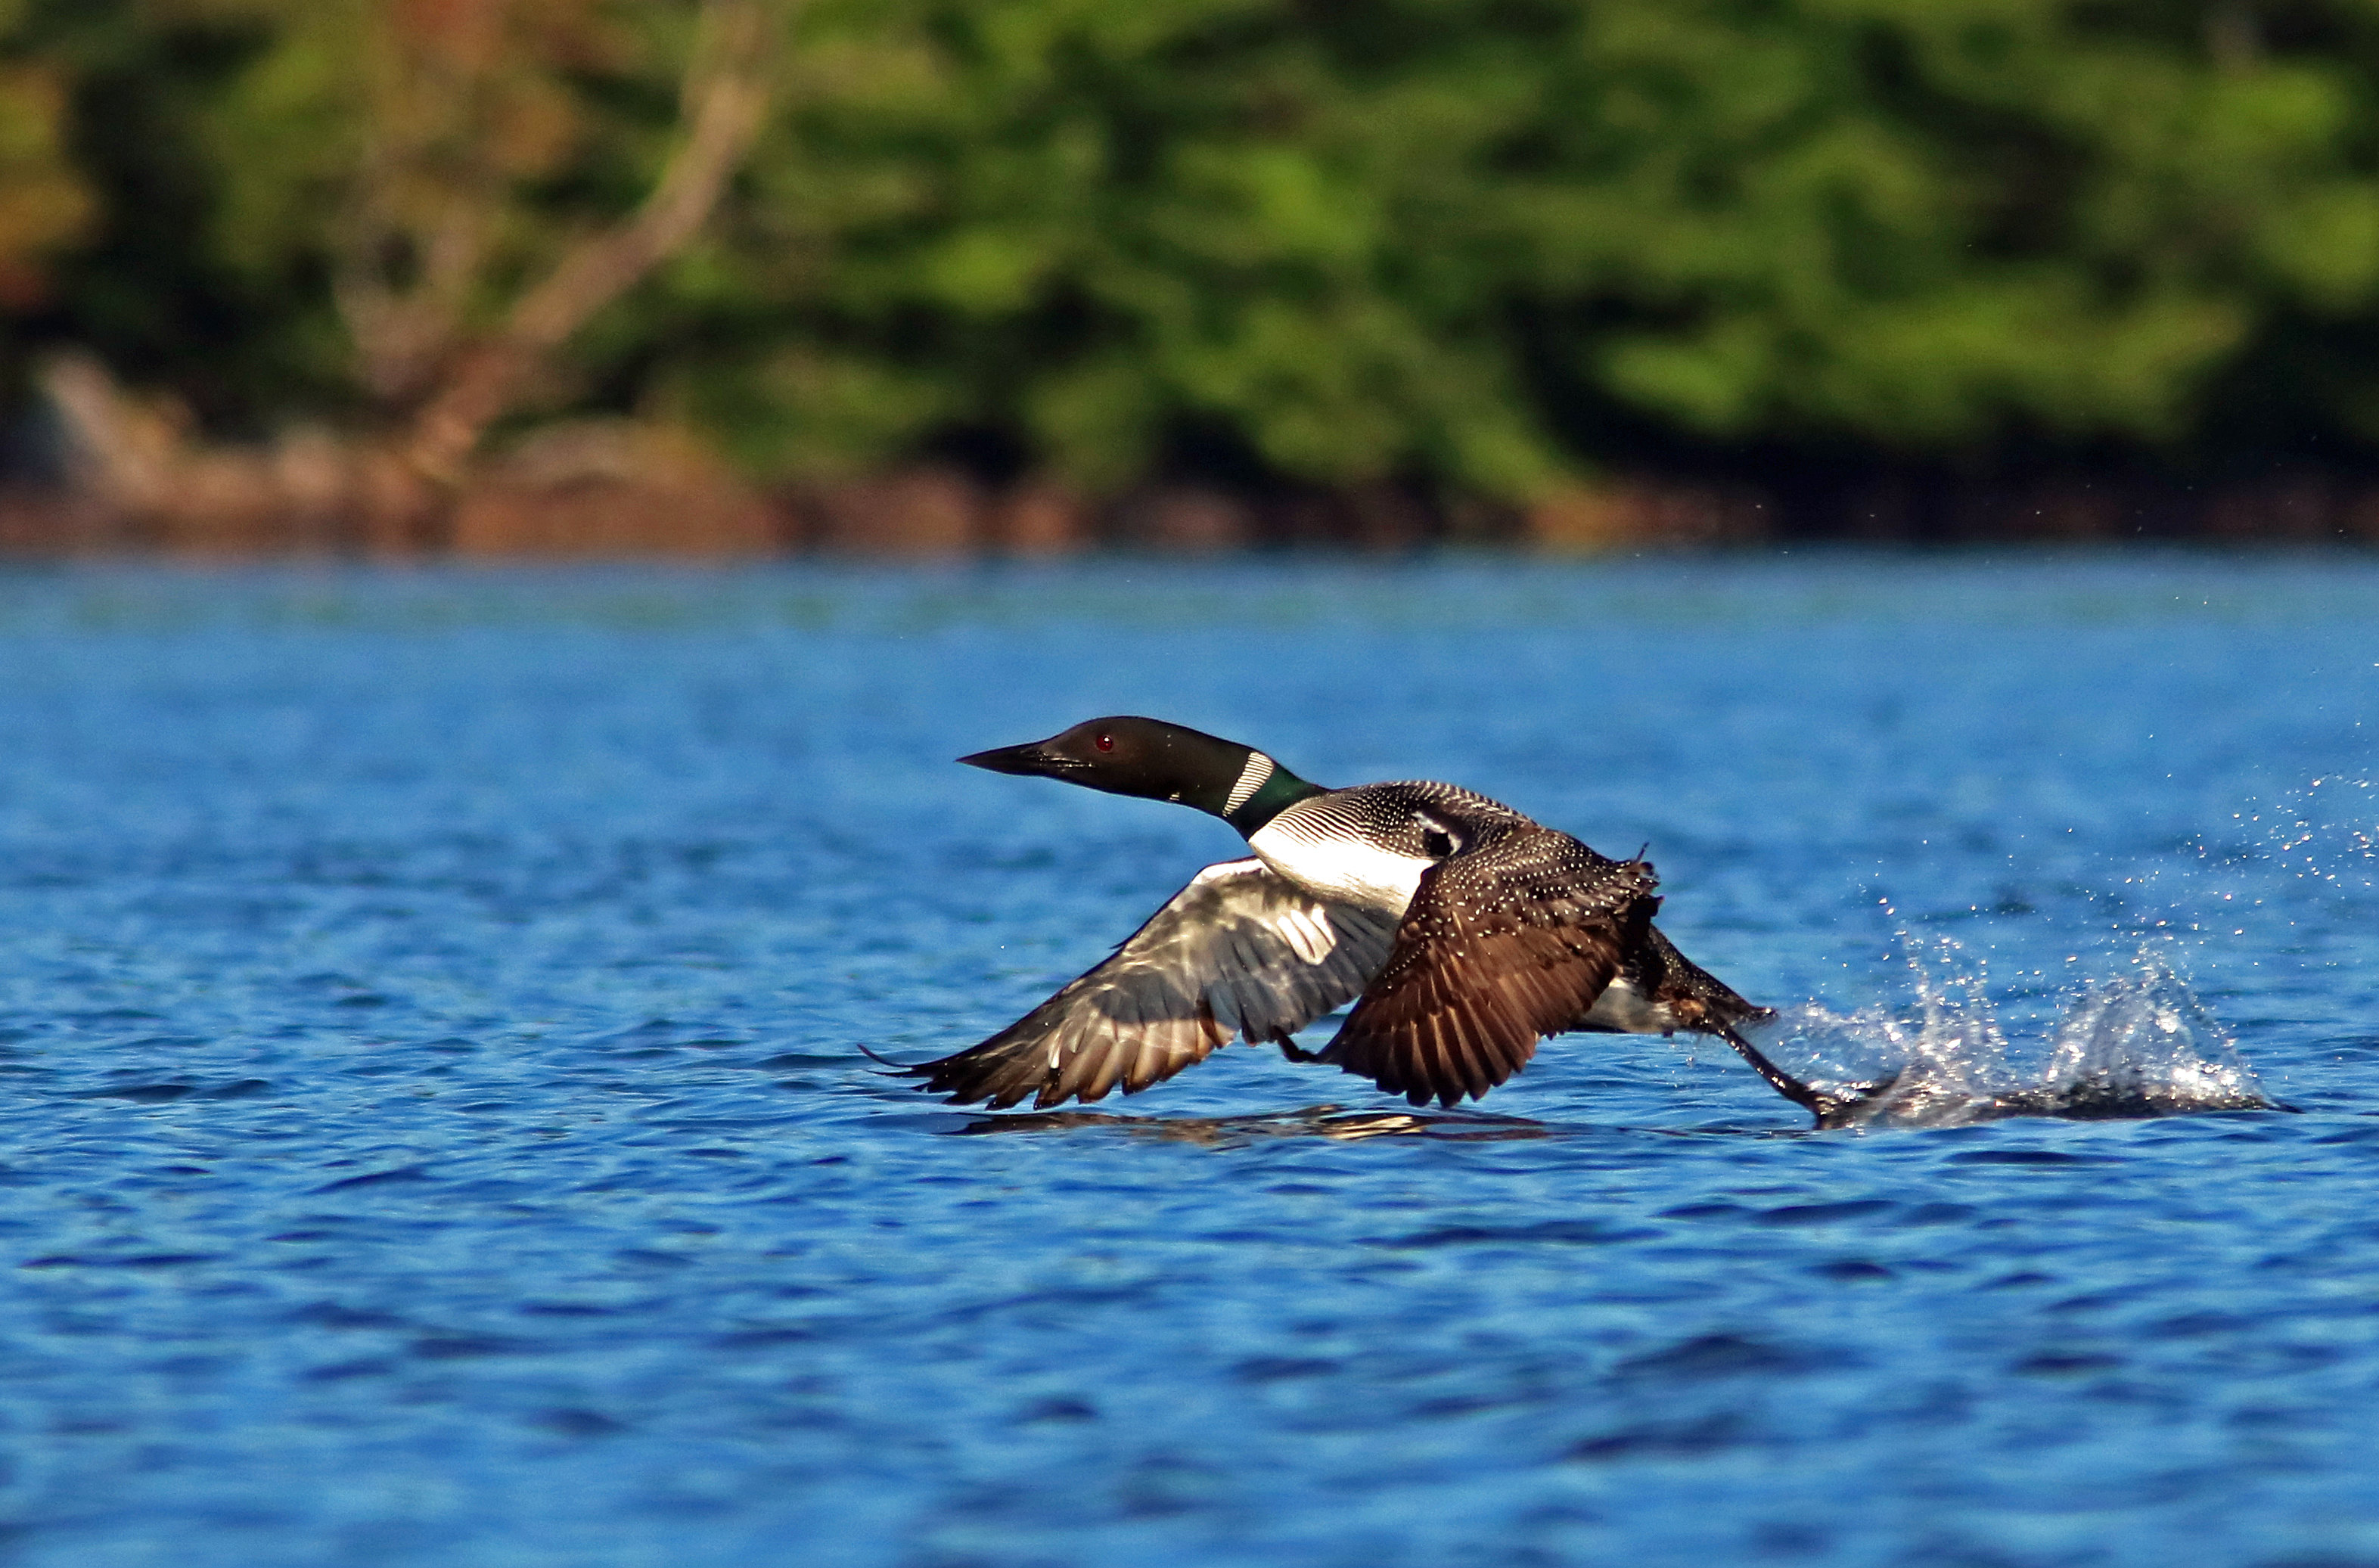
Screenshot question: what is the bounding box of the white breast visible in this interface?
[1582,977,1675,1034]
[1247,821,1431,912]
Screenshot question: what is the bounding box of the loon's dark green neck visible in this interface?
[1221,757,1325,836]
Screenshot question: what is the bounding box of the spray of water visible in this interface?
[1757,774,2379,1129]
[2124,775,2379,955]
[1766,938,2281,1129]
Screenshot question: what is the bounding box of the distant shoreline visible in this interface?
[8,467,2379,557]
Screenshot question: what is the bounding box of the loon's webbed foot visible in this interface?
[1713,1023,1899,1129]
[1801,1071,1902,1129]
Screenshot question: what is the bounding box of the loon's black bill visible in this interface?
[958,741,1076,776]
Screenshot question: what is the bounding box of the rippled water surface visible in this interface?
[2,557,2375,1566]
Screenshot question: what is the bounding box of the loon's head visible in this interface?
[958,716,1320,832]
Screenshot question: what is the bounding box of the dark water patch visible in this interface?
[1613,1334,1828,1382]
[936,1284,1158,1327]
[709,1325,821,1349]
[1231,1356,1340,1384]
[1371,1219,1660,1248]
[1659,1201,1756,1222]
[1810,1258,1896,1281]
[530,1408,626,1438]
[1984,1271,2059,1290]
[408,1334,543,1362]
[2154,1311,2255,1338]
[70,1078,271,1102]
[756,1051,859,1070]
[21,1252,222,1271]
[611,1249,698,1271]
[517,1300,632,1318]
[1896,1201,1983,1225]
[1945,1147,2122,1166]
[2045,1289,2138,1315]
[1566,1412,1747,1463]
[2013,1349,2128,1376]
[300,1358,395,1383]
[287,1302,413,1330]
[313,1165,433,1192]
[73,1082,197,1103]
[1756,1199,1897,1226]
[1410,1389,1551,1420]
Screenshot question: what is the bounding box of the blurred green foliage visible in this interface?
[11,0,2379,494]
[0,0,89,312]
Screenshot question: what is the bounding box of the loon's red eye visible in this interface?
[1095,732,1115,752]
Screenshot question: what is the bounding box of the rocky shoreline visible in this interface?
[5,465,2376,557]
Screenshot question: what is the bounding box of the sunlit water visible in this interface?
[1,556,2374,1566]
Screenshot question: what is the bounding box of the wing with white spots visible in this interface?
[885,859,1399,1110]
[1321,829,1659,1107]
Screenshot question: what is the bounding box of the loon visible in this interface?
[880,716,1862,1120]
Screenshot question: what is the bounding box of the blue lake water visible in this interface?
[0,555,2374,1566]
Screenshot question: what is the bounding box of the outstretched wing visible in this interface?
[1323,829,1658,1107]
[884,859,1399,1109]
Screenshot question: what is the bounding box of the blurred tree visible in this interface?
[0,0,91,342]
[638,0,2379,501]
[195,0,781,477]
[21,0,2379,528]
[667,0,1577,496]
[27,0,784,532]
[1505,0,2379,450]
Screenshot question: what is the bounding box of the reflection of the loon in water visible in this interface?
[946,955,2290,1135]
[955,1104,1561,1145]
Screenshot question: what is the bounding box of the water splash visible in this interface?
[1764,950,2279,1129]
[2242,775,2378,892]
[2123,774,2379,953]
[1781,773,2371,1128]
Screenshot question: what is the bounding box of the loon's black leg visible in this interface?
[1713,1023,1899,1129]
[1275,1032,1330,1064]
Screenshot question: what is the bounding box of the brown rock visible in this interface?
[2204,474,2346,542]
[1113,486,1253,551]
[1526,481,1769,551]
[450,478,780,556]
[452,421,781,555]
[990,483,1090,555]
[806,467,983,555]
